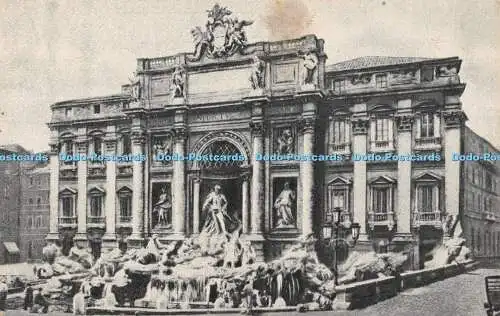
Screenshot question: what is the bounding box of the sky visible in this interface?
[0,0,499,152]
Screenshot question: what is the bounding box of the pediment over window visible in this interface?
[414,171,442,182]
[331,108,351,117]
[117,186,132,194]
[59,187,77,195]
[88,186,105,194]
[60,132,76,139]
[414,100,440,110]
[328,176,352,186]
[369,104,394,114]
[368,175,396,185]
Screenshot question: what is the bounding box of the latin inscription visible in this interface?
[190,111,250,123]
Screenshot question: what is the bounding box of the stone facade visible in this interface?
[45,6,497,267]
[0,145,26,264]
[19,163,50,262]
[461,127,500,258]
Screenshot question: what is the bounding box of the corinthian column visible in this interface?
[172,127,186,237]
[128,130,145,246]
[192,174,201,235]
[46,138,60,242]
[103,134,117,247]
[300,116,316,236]
[241,172,250,234]
[352,114,369,240]
[250,121,264,235]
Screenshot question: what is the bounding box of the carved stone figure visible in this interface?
[274,182,296,228]
[188,4,253,61]
[276,129,294,154]
[153,187,172,229]
[201,185,232,236]
[301,52,319,85]
[437,65,460,84]
[442,214,454,237]
[152,135,173,159]
[171,67,185,98]
[129,74,141,101]
[249,56,265,89]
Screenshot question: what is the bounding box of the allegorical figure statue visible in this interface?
[153,187,172,228]
[201,185,233,236]
[276,129,294,154]
[249,56,265,90]
[301,52,319,85]
[171,67,185,98]
[274,182,296,228]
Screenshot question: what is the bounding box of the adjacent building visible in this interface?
[0,145,27,264]
[45,5,499,268]
[19,163,50,262]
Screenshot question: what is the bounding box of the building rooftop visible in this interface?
[0,144,30,154]
[326,56,435,72]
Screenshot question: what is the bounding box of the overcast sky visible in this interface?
[0,0,499,152]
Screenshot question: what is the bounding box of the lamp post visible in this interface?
[322,207,361,285]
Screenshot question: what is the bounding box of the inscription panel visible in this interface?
[148,116,174,128]
[273,62,298,85]
[151,76,171,96]
[188,68,250,95]
[189,110,251,123]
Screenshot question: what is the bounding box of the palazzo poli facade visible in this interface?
[46,5,499,268]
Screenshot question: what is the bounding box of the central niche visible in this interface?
[199,140,245,170]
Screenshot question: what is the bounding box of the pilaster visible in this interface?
[395,104,414,236]
[74,135,88,246]
[192,173,201,235]
[170,109,187,240]
[46,137,60,242]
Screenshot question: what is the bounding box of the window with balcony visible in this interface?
[117,186,132,224]
[413,172,442,227]
[90,137,103,157]
[370,117,393,151]
[88,187,105,224]
[325,177,351,224]
[328,117,350,154]
[59,188,77,226]
[368,176,396,229]
[415,112,441,149]
[420,113,434,138]
[375,74,388,88]
[61,139,75,166]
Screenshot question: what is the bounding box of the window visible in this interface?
[36,177,41,185]
[121,134,132,156]
[332,79,346,94]
[35,216,41,228]
[373,118,392,141]
[420,113,434,138]
[36,197,41,208]
[417,185,435,213]
[91,137,103,156]
[471,227,475,251]
[372,187,390,213]
[89,195,103,217]
[119,195,132,219]
[61,196,74,217]
[29,177,33,186]
[28,198,33,205]
[65,108,72,117]
[486,173,493,191]
[27,241,32,259]
[27,217,33,229]
[375,75,388,88]
[93,104,100,114]
[331,120,348,144]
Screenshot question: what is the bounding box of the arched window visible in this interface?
[199,141,244,169]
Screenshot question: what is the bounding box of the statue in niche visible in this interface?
[152,135,173,161]
[276,128,294,154]
[152,186,172,229]
[171,66,185,98]
[201,185,234,236]
[249,56,265,90]
[300,51,319,85]
[274,182,296,228]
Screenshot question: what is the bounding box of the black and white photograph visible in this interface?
[0,0,499,315]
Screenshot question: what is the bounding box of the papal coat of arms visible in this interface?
[188,4,253,61]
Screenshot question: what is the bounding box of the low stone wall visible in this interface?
[333,260,478,310]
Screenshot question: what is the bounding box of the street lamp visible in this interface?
[322,207,361,285]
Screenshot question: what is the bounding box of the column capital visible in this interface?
[249,121,265,136]
[443,110,467,129]
[299,117,316,134]
[352,118,369,135]
[241,171,251,181]
[395,114,414,132]
[131,131,146,144]
[49,142,59,155]
[173,127,187,141]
